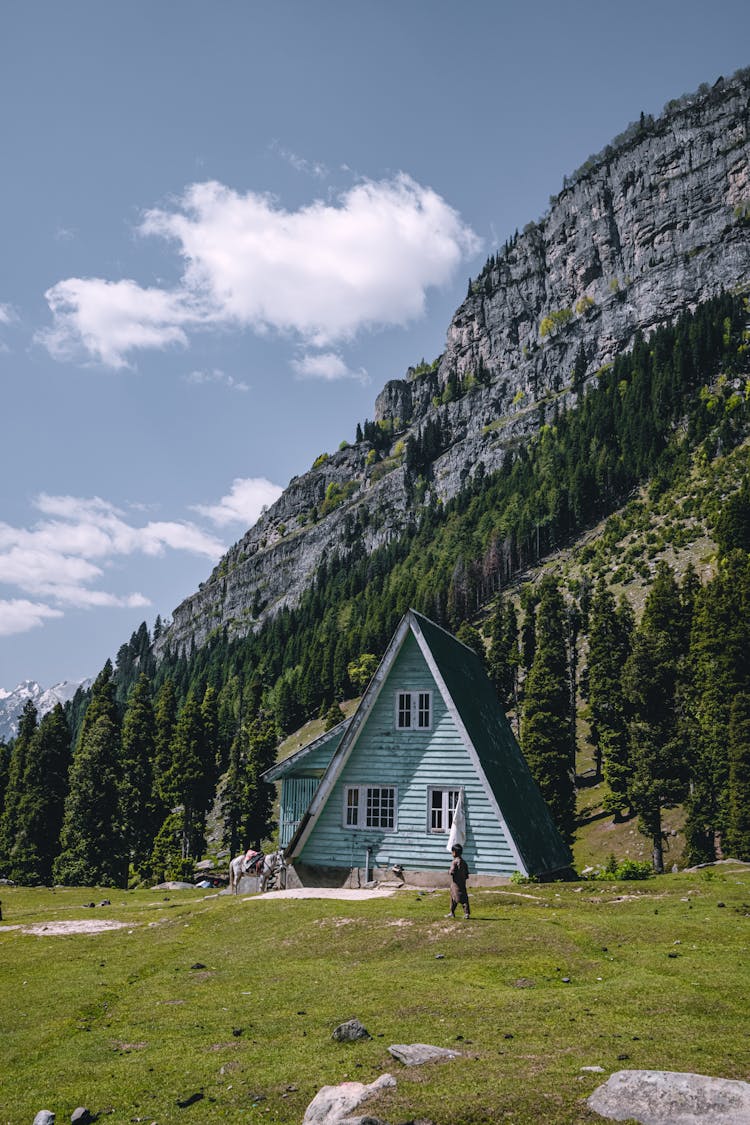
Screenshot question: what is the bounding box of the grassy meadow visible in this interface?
[1,867,749,1125]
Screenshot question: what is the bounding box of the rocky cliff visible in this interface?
[157,71,750,658]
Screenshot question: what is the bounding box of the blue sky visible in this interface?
[1,1,748,688]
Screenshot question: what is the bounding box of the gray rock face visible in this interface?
[302,1074,396,1125]
[387,1043,461,1066]
[332,1018,372,1041]
[157,72,750,660]
[587,1069,750,1124]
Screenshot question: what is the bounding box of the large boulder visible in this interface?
[588,1069,750,1124]
[302,1074,396,1125]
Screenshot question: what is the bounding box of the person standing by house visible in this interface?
[448,844,470,918]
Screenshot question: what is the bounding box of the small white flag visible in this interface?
[447,790,466,852]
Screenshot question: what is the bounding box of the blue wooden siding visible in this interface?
[298,633,518,875]
[279,777,319,848]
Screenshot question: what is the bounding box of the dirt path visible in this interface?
[244,886,400,901]
[0,920,135,936]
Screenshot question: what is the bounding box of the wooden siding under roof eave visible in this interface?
[296,629,519,875]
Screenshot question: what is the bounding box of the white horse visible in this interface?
[229,850,286,894]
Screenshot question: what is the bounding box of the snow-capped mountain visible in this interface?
[0,679,91,742]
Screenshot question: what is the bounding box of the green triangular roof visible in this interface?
[410,611,572,875]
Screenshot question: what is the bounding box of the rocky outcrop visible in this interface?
[157,71,750,659]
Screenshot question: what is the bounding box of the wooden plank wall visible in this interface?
[279,777,319,848]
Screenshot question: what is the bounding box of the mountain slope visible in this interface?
[0,679,91,742]
[157,69,750,661]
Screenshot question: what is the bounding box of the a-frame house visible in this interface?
[262,610,571,883]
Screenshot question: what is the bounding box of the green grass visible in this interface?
[2,869,749,1124]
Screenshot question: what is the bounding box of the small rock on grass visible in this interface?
[32,1113,55,1125]
[70,1110,92,1124]
[388,1043,460,1067]
[333,1019,371,1042]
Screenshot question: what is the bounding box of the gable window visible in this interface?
[428,787,461,833]
[343,785,397,830]
[395,690,432,730]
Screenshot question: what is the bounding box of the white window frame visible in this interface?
[427,786,462,834]
[395,690,432,731]
[342,784,398,831]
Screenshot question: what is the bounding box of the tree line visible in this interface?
[0,667,278,887]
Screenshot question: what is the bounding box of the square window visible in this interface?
[428,788,461,833]
[395,690,432,730]
[344,785,397,831]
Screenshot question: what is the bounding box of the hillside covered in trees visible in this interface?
[1,289,749,886]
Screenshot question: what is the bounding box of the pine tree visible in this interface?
[200,686,219,777]
[726,691,750,860]
[0,700,38,871]
[153,679,178,810]
[487,596,520,718]
[623,564,688,872]
[53,713,125,886]
[587,581,632,797]
[682,553,750,862]
[120,674,157,881]
[149,810,184,883]
[521,579,576,844]
[520,584,539,673]
[715,477,750,555]
[9,704,71,885]
[158,694,211,875]
[455,622,486,667]
[323,701,345,731]
[243,712,279,847]
[221,723,250,858]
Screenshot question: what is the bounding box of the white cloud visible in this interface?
[291,351,368,383]
[192,477,283,528]
[0,599,63,637]
[0,494,226,620]
[184,368,249,392]
[38,278,198,368]
[40,175,480,367]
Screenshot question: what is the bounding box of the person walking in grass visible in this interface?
[448,844,470,918]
